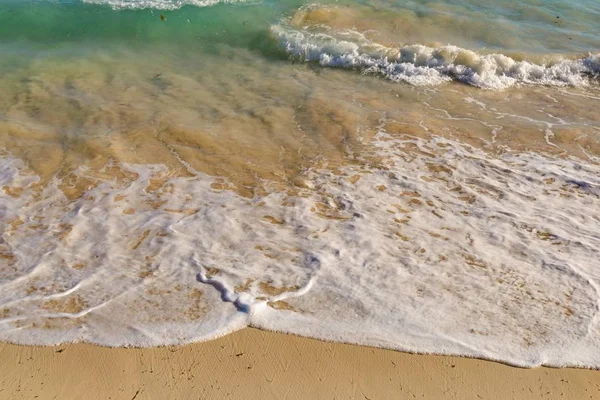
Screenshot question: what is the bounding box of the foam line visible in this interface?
[272,25,600,89]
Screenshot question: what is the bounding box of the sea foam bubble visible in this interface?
[2,119,600,367]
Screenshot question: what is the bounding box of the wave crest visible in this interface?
[271,25,600,90]
[83,0,245,10]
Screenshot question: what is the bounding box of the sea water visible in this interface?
[0,0,599,368]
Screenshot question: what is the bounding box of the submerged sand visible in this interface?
[1,328,599,400]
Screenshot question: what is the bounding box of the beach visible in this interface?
[1,0,600,385]
[2,328,600,399]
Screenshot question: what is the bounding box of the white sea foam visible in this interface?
[82,0,246,10]
[271,25,600,89]
[2,119,600,367]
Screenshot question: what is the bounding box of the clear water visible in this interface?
[1,0,600,368]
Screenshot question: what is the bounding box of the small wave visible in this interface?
[271,25,600,90]
[83,0,245,10]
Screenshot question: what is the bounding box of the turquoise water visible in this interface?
[0,0,598,89]
[1,0,597,93]
[1,0,598,52]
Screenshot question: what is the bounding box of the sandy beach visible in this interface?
[1,328,599,400]
[2,2,600,398]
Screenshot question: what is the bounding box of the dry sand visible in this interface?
[1,328,599,400]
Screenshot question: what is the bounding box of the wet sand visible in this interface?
[1,327,599,400]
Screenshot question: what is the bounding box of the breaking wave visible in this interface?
[83,0,247,10]
[272,25,600,89]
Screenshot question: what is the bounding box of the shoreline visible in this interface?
[1,328,599,400]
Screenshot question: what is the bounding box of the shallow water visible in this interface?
[1,0,599,368]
